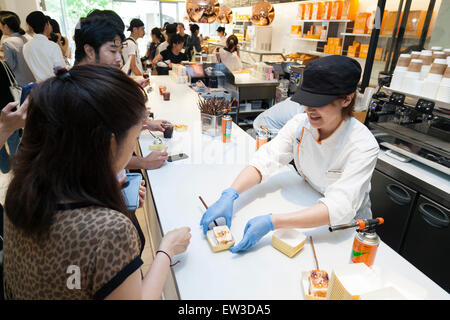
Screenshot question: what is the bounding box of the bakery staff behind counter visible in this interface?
[153,34,188,75]
[200,55,380,253]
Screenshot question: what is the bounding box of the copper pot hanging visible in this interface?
[186,0,220,24]
[251,1,275,26]
[217,5,233,24]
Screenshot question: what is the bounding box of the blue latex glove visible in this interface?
[230,214,274,253]
[200,188,239,235]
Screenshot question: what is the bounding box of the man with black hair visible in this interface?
[23,11,65,82]
[74,16,124,67]
[122,18,145,76]
[74,15,168,170]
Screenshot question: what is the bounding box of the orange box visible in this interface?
[321,1,332,20]
[304,3,313,20]
[354,12,371,34]
[352,41,361,49]
[330,0,344,20]
[335,46,342,55]
[328,45,336,53]
[347,51,356,58]
[291,25,301,34]
[324,45,329,53]
[405,10,427,37]
[375,48,383,61]
[298,3,305,20]
[342,0,359,21]
[360,44,369,53]
[311,1,324,20]
[334,38,342,46]
[381,11,396,35]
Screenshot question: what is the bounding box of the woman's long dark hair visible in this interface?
[5,64,147,238]
[49,18,65,45]
[151,27,165,43]
[225,35,238,53]
[0,14,26,35]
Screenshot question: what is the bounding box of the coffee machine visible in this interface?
[367,86,450,176]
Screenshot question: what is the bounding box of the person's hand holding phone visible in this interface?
[0,98,29,135]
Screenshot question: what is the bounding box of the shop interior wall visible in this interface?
[0,0,39,29]
[429,0,449,48]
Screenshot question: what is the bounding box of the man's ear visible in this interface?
[342,93,355,108]
[83,44,96,63]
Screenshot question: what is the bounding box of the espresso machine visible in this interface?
[367,86,450,176]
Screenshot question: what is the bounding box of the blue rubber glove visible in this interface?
[200,188,239,235]
[230,214,274,253]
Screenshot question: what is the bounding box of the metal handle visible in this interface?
[386,184,412,206]
[419,203,449,229]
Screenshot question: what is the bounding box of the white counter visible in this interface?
[138,76,449,300]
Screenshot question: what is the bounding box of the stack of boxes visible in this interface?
[298,0,359,21]
[346,41,360,58]
[324,37,342,55]
[250,62,274,81]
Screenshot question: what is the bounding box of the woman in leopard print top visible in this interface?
[3,65,191,299]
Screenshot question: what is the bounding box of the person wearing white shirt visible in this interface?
[0,14,35,86]
[154,23,177,61]
[218,35,242,72]
[200,56,380,253]
[22,11,65,82]
[122,18,145,77]
[216,26,227,46]
[253,97,304,136]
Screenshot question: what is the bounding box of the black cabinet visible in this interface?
[370,169,417,252]
[401,195,450,293]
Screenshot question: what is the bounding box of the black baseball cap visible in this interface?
[127,18,144,31]
[165,23,178,35]
[291,55,362,108]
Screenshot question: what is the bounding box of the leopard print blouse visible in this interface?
[3,205,143,299]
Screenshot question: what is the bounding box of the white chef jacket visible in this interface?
[249,113,380,226]
[23,34,66,82]
[253,97,305,136]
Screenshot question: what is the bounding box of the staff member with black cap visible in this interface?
[200,55,380,253]
[122,18,145,76]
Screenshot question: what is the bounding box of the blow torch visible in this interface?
[329,217,384,267]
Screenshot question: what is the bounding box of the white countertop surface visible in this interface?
[377,150,450,195]
[139,76,449,300]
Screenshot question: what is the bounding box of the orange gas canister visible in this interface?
[350,230,380,267]
[222,115,232,143]
[256,131,269,150]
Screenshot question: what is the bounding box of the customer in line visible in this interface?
[23,11,65,82]
[218,35,242,72]
[74,16,168,170]
[3,64,191,300]
[186,23,202,61]
[200,56,380,253]
[122,18,145,77]
[145,27,165,65]
[153,34,188,75]
[155,22,177,58]
[48,18,71,63]
[0,13,35,86]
